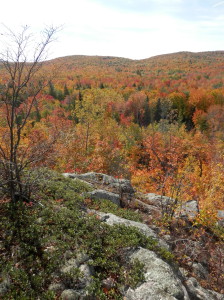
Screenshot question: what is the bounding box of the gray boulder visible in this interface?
[78,264,94,288]
[125,249,224,300]
[145,193,175,207]
[134,199,161,216]
[61,253,90,275]
[63,172,100,182]
[48,282,65,292]
[60,251,94,293]
[63,172,134,194]
[61,258,79,274]
[112,178,135,194]
[125,247,189,300]
[217,210,224,227]
[185,277,224,300]
[145,193,176,216]
[75,252,90,265]
[0,276,10,297]
[192,263,208,280]
[175,200,199,219]
[61,289,80,300]
[87,189,120,206]
[145,194,200,220]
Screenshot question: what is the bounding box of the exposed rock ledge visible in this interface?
[125,247,224,300]
[125,247,189,300]
[62,172,224,300]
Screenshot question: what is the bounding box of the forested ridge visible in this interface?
[12,50,224,213]
[1,51,224,211]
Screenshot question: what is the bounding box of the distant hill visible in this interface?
[47,51,224,68]
[41,51,224,94]
[2,51,223,76]
[137,51,224,69]
[48,55,133,68]
[43,51,224,83]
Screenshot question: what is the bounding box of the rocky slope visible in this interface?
[1,170,223,299]
[62,172,224,300]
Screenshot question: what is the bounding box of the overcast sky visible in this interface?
[1,0,224,60]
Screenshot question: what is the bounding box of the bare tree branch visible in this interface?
[0,25,59,207]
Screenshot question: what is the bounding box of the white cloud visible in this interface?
[213,1,224,7]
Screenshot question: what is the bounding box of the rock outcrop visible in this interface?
[217,210,224,227]
[185,277,224,300]
[175,200,199,219]
[87,189,121,206]
[124,246,224,300]
[0,274,10,297]
[61,172,224,300]
[125,247,189,300]
[63,172,134,195]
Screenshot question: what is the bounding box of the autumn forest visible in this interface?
[1,51,224,219]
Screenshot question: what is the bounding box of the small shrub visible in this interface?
[85,198,143,222]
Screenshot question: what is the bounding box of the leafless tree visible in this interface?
[0,25,59,209]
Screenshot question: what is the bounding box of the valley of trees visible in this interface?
[1,50,224,213]
[2,51,223,217]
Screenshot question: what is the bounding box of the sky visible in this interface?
[0,0,224,60]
